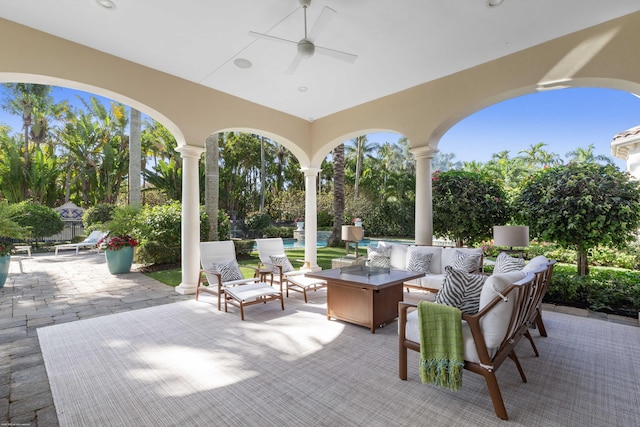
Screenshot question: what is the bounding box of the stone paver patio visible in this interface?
[0,252,190,426]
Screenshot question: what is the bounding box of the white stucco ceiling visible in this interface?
[1,0,640,121]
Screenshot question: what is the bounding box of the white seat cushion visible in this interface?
[404,310,482,363]
[404,274,445,291]
[225,282,280,302]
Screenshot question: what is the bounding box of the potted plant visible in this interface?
[99,206,140,274]
[0,202,27,288]
[295,217,305,231]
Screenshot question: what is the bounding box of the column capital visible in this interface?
[301,167,322,176]
[176,145,205,159]
[410,146,438,159]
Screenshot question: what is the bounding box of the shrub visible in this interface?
[244,211,271,234]
[83,203,115,228]
[364,199,414,237]
[234,239,254,258]
[547,265,640,316]
[262,226,294,238]
[13,201,64,242]
[317,210,332,227]
[136,201,209,265]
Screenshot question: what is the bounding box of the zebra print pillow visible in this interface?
[435,266,487,314]
[494,252,525,273]
[406,251,433,273]
[367,246,391,268]
[269,254,294,273]
[211,260,244,282]
[452,251,482,273]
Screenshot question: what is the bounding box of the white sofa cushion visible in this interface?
[403,274,446,291]
[478,271,527,349]
[522,255,549,272]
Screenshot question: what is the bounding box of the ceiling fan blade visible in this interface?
[248,31,297,46]
[285,53,304,74]
[308,6,336,40]
[315,45,357,63]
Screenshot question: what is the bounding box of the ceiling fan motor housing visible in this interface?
[297,39,315,57]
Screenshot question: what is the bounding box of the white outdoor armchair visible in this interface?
[197,240,284,320]
[255,237,326,302]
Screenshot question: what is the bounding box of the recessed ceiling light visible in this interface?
[488,0,504,6]
[96,0,116,9]
[233,58,252,69]
[298,86,308,92]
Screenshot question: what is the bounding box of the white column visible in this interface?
[175,145,205,295]
[411,146,438,246]
[302,167,321,270]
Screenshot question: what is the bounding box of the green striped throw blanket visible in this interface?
[418,300,464,391]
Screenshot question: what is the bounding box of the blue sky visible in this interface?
[1,85,638,171]
[367,87,640,170]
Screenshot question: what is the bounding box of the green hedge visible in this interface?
[547,265,640,317]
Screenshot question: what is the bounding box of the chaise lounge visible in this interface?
[54,230,107,256]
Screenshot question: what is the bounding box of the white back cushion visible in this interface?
[478,271,527,349]
[523,255,550,272]
[377,242,408,269]
[407,246,443,273]
[255,238,285,265]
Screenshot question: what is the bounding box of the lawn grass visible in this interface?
[145,246,365,287]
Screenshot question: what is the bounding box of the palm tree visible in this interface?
[128,108,142,207]
[348,135,379,199]
[566,144,613,165]
[2,83,67,198]
[205,133,220,240]
[518,142,560,169]
[432,152,462,172]
[327,144,345,247]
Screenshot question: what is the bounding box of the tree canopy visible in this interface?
[432,169,510,246]
[515,162,640,275]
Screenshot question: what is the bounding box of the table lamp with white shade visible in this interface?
[493,225,529,255]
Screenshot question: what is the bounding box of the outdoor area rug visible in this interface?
[38,293,640,426]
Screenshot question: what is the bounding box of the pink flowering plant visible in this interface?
[99,235,139,251]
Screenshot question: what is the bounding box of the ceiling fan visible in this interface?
[248,0,357,74]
